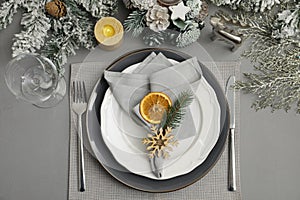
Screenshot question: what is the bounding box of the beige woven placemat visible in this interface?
[68,61,241,200]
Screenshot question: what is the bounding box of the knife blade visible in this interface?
[225,75,236,191]
[226,76,235,129]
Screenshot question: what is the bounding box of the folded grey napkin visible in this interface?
[104,52,202,178]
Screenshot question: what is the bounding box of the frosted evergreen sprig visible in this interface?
[210,0,286,12]
[42,34,79,75]
[42,0,97,74]
[272,3,300,40]
[73,0,117,18]
[61,0,96,49]
[186,0,203,19]
[0,0,118,75]
[175,28,201,48]
[235,47,300,113]
[142,29,166,46]
[0,0,21,30]
[214,8,299,62]
[214,2,300,113]
[124,10,146,37]
[12,3,51,57]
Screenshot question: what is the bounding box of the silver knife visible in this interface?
[225,75,236,191]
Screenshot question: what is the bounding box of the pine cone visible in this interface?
[45,0,67,19]
[146,5,170,32]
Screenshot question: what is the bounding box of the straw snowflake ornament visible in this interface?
[142,126,179,159]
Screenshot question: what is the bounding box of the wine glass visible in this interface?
[4,53,66,108]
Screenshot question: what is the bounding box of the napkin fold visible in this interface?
[104,52,203,178]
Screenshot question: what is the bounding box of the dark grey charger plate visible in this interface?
[86,48,229,192]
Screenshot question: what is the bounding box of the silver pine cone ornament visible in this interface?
[146,5,170,32]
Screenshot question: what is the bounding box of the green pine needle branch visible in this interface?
[0,0,20,30]
[160,90,194,129]
[124,10,146,37]
[214,3,300,113]
[235,47,300,113]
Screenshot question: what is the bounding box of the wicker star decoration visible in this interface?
[169,1,191,21]
[142,126,179,159]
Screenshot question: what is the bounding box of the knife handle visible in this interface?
[228,128,237,191]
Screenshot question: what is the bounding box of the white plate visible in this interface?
[100,59,221,180]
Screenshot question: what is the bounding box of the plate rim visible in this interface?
[86,47,230,193]
[100,60,221,180]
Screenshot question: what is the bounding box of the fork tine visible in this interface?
[72,81,87,103]
[82,81,87,102]
[74,81,77,103]
[77,81,81,103]
[79,81,84,103]
[72,81,76,102]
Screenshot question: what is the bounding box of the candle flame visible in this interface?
[102,25,115,37]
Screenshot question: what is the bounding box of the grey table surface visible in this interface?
[0,3,299,200]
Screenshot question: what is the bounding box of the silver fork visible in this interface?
[72,81,87,192]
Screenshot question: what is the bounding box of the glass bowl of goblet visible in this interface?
[4,53,66,108]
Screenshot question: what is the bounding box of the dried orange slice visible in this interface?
[140,92,172,124]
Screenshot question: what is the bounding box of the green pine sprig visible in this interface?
[0,0,20,30]
[235,47,300,113]
[42,0,98,75]
[175,28,201,48]
[0,0,118,76]
[213,3,300,113]
[73,0,117,18]
[124,10,146,37]
[12,2,51,57]
[160,90,194,130]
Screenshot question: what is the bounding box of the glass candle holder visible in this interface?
[94,17,124,50]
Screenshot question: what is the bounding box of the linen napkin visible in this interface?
[104,52,201,138]
[68,60,242,200]
[104,52,202,178]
